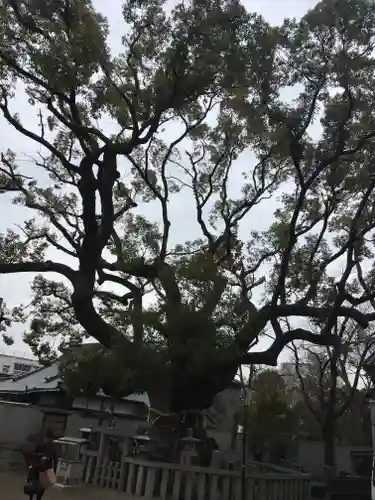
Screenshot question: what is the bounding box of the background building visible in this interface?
[0,352,39,378]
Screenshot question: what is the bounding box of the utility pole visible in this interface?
[241,364,254,500]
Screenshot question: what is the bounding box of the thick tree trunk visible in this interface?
[322,417,336,500]
[148,410,216,465]
[322,420,335,472]
[322,344,339,478]
[230,419,238,451]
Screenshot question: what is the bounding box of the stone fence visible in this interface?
[82,453,311,500]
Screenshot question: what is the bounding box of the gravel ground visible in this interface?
[0,472,134,500]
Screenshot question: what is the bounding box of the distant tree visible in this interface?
[289,399,322,441]
[0,296,12,345]
[235,369,295,462]
[251,369,287,397]
[290,315,375,472]
[335,389,372,448]
[1,0,375,434]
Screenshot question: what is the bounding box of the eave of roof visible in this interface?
[0,360,150,408]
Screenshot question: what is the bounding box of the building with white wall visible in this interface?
[0,352,39,377]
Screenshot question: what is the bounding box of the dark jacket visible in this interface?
[26,442,57,491]
[35,441,57,471]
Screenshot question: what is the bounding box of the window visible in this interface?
[2,365,10,374]
[14,363,33,373]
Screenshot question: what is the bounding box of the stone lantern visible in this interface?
[133,431,153,459]
[180,428,201,465]
[53,436,88,488]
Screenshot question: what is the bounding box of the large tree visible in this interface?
[1,0,375,418]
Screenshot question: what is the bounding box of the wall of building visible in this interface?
[37,393,60,407]
[35,394,147,439]
[72,397,146,418]
[0,401,44,471]
[209,384,243,434]
[0,401,43,444]
[207,429,233,451]
[65,412,141,439]
[295,440,363,476]
[64,398,147,438]
[0,353,39,377]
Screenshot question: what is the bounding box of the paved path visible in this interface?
[1,472,134,500]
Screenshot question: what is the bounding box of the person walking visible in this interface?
[24,429,57,500]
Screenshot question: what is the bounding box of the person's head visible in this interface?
[34,428,55,455]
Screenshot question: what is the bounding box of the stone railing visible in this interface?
[83,455,311,500]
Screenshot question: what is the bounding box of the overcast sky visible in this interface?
[0,0,320,358]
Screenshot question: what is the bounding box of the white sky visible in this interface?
[0,0,320,358]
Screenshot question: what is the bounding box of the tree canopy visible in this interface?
[1,0,375,413]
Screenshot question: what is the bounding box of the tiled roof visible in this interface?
[0,363,59,393]
[96,388,150,407]
[0,361,150,407]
